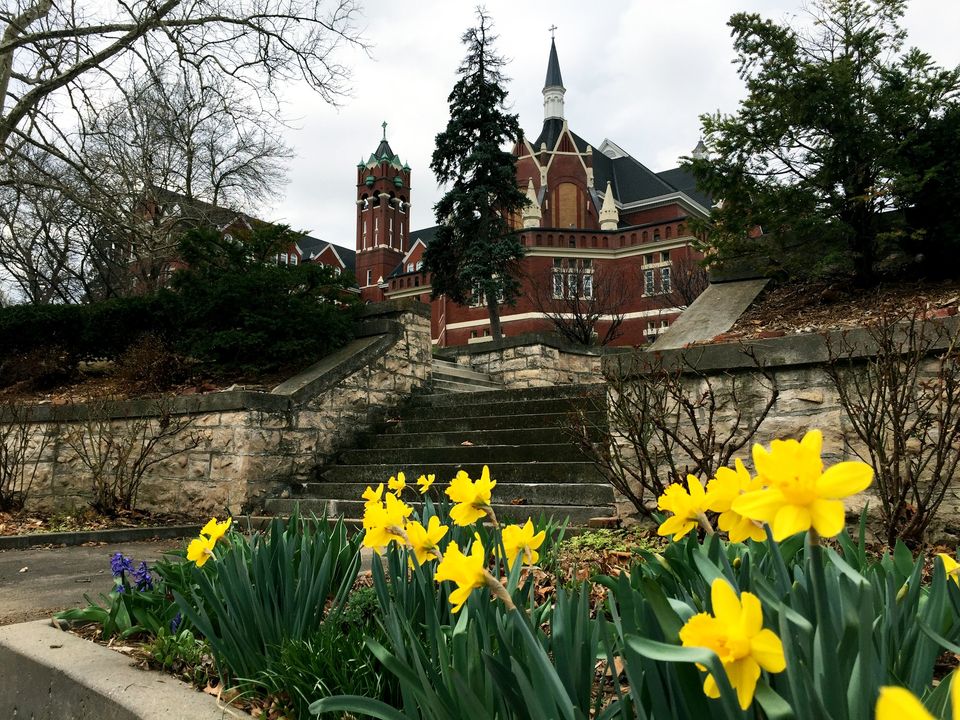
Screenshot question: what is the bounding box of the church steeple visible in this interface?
[542,34,565,121]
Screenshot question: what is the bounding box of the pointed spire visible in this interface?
[691,139,709,160]
[542,35,566,121]
[544,37,563,90]
[599,181,619,231]
[522,178,542,228]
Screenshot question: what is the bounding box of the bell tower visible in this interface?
[355,122,411,302]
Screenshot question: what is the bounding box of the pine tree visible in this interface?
[686,0,960,286]
[424,8,526,340]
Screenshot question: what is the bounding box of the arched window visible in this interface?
[665,226,672,239]
[642,231,648,242]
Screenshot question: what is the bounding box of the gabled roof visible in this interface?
[531,118,590,153]
[387,225,440,279]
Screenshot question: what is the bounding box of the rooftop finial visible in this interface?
[548,24,557,40]
[381,121,387,141]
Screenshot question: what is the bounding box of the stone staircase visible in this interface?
[430,358,504,393]
[263,378,616,527]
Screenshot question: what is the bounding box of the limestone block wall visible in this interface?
[603,319,960,539]
[437,333,607,388]
[0,302,432,516]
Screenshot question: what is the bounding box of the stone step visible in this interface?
[337,443,586,465]
[263,498,614,526]
[430,362,499,384]
[364,426,600,449]
[316,461,605,485]
[383,411,607,434]
[292,482,614,506]
[411,383,605,408]
[395,396,597,421]
[431,378,503,394]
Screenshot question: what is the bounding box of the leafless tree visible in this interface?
[527,259,631,346]
[0,0,362,301]
[0,63,296,299]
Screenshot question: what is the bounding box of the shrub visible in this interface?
[0,345,77,389]
[116,334,187,391]
[0,399,54,510]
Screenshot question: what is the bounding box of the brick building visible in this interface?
[355,38,710,347]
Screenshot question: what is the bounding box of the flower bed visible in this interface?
[50,432,960,719]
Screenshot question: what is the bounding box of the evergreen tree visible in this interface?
[686,0,960,286]
[424,8,526,340]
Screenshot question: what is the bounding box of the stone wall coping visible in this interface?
[435,332,624,359]
[0,620,250,718]
[0,299,423,424]
[605,315,960,377]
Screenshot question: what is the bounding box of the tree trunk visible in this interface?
[486,294,502,340]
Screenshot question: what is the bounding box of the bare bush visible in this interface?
[570,348,778,519]
[62,398,201,514]
[825,310,960,548]
[0,400,53,510]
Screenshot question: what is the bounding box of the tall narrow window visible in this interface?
[660,267,672,294]
[583,272,593,299]
[644,270,655,295]
[366,269,372,286]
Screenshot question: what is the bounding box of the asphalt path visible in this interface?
[0,538,183,626]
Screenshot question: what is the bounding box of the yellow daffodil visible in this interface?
[388,472,407,495]
[938,553,960,585]
[731,430,873,541]
[416,473,436,494]
[187,534,217,567]
[199,516,231,542]
[435,539,488,613]
[446,466,497,526]
[362,483,384,506]
[502,519,547,570]
[362,492,413,553]
[657,475,710,541]
[706,459,767,543]
[406,516,448,566]
[877,670,960,720]
[679,578,786,710]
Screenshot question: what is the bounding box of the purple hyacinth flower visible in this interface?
[110,552,134,578]
[132,561,154,592]
[170,612,182,634]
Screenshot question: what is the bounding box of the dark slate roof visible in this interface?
[591,150,677,205]
[387,225,440,279]
[656,167,713,209]
[531,118,590,153]
[296,236,357,273]
[409,225,441,246]
[375,139,394,159]
[544,38,563,88]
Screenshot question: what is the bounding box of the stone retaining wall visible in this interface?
[436,333,608,388]
[603,317,960,540]
[0,301,432,516]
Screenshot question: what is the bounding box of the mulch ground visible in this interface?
[722,278,960,342]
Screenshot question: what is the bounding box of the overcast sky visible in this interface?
[265,0,960,250]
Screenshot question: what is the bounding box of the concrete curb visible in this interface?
[0,619,250,718]
[0,524,203,551]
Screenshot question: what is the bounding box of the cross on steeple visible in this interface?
[381,121,387,141]
[548,24,557,39]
